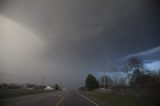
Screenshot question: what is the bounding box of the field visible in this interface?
[0,89,54,99]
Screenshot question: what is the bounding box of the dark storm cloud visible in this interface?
[117,46,160,68]
[0,0,160,88]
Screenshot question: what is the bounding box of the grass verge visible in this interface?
[83,91,149,106]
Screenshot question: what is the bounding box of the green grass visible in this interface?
[0,89,54,99]
[84,91,146,106]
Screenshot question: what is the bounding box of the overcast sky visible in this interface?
[0,0,160,89]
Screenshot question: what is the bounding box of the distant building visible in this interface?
[62,88,67,91]
[44,86,54,90]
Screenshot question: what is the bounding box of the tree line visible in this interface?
[0,83,61,90]
[83,56,160,91]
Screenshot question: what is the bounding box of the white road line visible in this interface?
[76,92,100,106]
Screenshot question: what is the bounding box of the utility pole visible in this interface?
[104,72,106,89]
[42,76,45,86]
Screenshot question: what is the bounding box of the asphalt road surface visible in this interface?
[0,91,101,106]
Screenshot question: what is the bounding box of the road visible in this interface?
[0,91,101,106]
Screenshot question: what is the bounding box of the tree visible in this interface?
[85,74,99,90]
[99,75,113,88]
[130,71,160,88]
[0,83,9,89]
[54,83,61,90]
[128,56,143,74]
[127,56,144,87]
